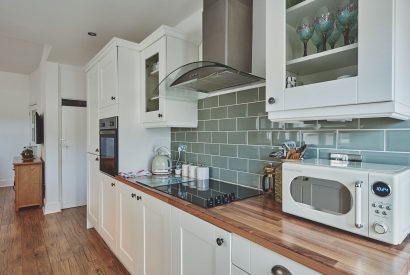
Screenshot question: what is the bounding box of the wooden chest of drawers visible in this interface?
[13,157,43,211]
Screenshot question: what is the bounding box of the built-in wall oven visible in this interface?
[99,116,118,176]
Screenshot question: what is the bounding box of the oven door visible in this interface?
[282,163,369,236]
[99,129,118,176]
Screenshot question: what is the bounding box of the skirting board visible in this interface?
[0,178,13,187]
[43,200,61,215]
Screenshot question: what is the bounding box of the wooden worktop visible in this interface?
[13,157,43,166]
[116,176,410,275]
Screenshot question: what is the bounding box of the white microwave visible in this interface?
[282,159,410,245]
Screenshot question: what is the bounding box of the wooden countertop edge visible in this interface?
[115,176,410,275]
[116,176,358,274]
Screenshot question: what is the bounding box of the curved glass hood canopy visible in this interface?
[151,61,265,102]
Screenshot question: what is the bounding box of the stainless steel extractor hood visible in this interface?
[167,0,265,93]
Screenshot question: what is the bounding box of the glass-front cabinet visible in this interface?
[142,37,166,123]
[266,0,410,121]
[140,27,199,128]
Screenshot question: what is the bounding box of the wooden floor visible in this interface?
[0,187,129,275]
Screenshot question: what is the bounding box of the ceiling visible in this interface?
[0,0,202,74]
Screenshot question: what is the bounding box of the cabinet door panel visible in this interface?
[100,174,116,250]
[266,0,285,112]
[358,0,393,103]
[99,47,118,108]
[117,182,138,273]
[86,66,99,153]
[141,37,166,123]
[137,194,172,275]
[172,208,231,275]
[87,154,100,229]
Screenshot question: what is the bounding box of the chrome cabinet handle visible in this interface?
[271,265,291,275]
[111,182,115,187]
[136,195,142,200]
[111,96,116,100]
[355,181,363,228]
[131,193,136,198]
[216,238,224,246]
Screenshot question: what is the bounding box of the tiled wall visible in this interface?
[171,87,410,189]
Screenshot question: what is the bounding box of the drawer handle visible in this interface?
[216,238,224,246]
[111,182,115,187]
[271,265,291,275]
[136,195,142,201]
[131,193,136,198]
[111,96,116,100]
[158,113,163,118]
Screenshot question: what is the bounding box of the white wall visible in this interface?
[60,64,86,100]
[0,71,30,187]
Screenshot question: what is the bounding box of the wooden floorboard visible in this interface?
[0,187,129,275]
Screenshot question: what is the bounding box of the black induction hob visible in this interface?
[153,179,263,208]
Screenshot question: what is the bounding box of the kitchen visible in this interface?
[1,0,410,274]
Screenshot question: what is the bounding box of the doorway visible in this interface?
[61,100,87,209]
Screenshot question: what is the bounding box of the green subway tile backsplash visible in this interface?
[171,87,410,190]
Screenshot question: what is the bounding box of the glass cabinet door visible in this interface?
[142,37,166,123]
[145,53,160,113]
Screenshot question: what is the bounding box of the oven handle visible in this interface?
[355,181,363,229]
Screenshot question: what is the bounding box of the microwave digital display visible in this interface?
[372,181,391,197]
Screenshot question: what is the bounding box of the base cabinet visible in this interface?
[171,208,231,275]
[86,154,100,229]
[136,193,172,275]
[99,173,117,251]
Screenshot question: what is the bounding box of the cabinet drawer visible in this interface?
[284,77,357,110]
[250,242,319,275]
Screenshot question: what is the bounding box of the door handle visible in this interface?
[355,181,363,228]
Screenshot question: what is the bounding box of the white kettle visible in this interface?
[151,146,172,175]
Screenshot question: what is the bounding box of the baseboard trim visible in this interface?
[43,201,62,215]
[0,178,13,187]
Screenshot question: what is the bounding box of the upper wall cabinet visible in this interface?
[140,26,198,128]
[99,47,119,109]
[266,0,410,122]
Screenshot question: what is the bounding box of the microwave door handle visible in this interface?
[355,181,363,229]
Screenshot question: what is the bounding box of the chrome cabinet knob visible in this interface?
[95,157,99,161]
[268,97,276,104]
[271,265,291,275]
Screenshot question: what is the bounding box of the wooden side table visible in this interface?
[13,157,43,211]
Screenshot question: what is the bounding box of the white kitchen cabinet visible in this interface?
[140,26,198,128]
[232,265,250,275]
[266,0,410,121]
[99,173,117,252]
[171,208,231,275]
[232,234,319,275]
[86,65,100,154]
[136,191,172,275]
[116,181,139,273]
[86,153,100,230]
[99,46,119,110]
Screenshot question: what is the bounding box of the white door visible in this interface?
[61,105,87,209]
[172,208,231,275]
[137,194,172,275]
